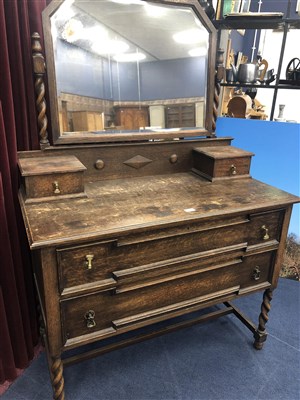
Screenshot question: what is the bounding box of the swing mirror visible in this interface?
[42,0,217,144]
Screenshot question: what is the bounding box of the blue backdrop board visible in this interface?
[216,118,300,237]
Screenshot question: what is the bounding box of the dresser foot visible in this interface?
[51,357,65,400]
[253,288,273,350]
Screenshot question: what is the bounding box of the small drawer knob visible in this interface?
[95,159,105,170]
[230,165,237,175]
[252,266,261,281]
[84,310,96,329]
[53,181,61,194]
[261,225,270,240]
[169,154,178,164]
[85,254,94,270]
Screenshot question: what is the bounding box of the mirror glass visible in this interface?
[46,0,212,142]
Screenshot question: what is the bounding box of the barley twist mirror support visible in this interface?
[32,32,49,149]
[213,48,225,131]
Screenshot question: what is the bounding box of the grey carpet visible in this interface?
[2,278,299,400]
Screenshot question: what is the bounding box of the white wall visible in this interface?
[258,29,300,122]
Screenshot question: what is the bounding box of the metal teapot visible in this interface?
[231,60,268,84]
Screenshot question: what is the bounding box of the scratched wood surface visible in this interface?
[19,172,299,249]
[193,146,254,159]
[18,155,86,175]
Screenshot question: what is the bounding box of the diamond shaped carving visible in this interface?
[123,155,153,169]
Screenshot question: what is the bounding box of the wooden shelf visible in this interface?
[214,17,300,30]
[278,79,300,88]
[221,83,276,89]
[216,1,300,120]
[221,83,300,90]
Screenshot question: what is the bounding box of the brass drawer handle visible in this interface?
[261,225,270,240]
[252,266,261,281]
[85,254,94,270]
[230,164,237,175]
[84,310,96,328]
[53,181,61,194]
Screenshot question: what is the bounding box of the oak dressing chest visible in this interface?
[18,1,299,399]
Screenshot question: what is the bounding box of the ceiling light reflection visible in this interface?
[62,19,83,43]
[110,0,144,5]
[144,4,167,17]
[82,26,108,42]
[188,47,207,57]
[92,40,129,55]
[173,28,207,44]
[113,52,146,62]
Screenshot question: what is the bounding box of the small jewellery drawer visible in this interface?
[18,155,86,202]
[60,245,275,345]
[192,146,253,181]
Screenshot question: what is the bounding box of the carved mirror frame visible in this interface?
[37,0,219,147]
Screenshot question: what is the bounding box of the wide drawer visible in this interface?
[60,248,275,346]
[56,209,284,296]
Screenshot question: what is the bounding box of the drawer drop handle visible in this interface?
[230,164,237,175]
[85,254,94,270]
[261,225,270,240]
[84,310,96,328]
[252,266,261,281]
[53,181,61,194]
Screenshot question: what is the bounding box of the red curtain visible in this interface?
[0,0,49,384]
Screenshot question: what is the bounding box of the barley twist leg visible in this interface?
[253,288,273,350]
[51,357,65,400]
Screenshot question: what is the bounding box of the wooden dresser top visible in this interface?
[19,173,299,249]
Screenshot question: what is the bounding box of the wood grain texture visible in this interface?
[60,249,274,342]
[192,146,254,180]
[20,173,298,249]
[18,138,233,182]
[54,204,283,298]
[24,172,85,199]
[20,155,298,398]
[18,155,86,176]
[19,155,87,201]
[193,146,254,159]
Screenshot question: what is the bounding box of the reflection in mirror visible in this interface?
[47,0,212,139]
